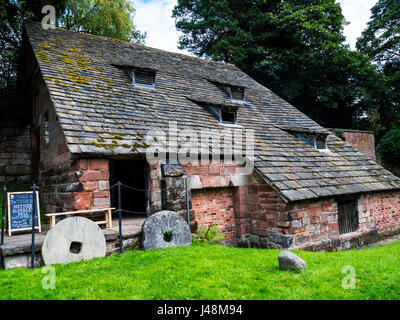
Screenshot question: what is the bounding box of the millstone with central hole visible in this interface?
[42,216,106,265]
[142,210,192,250]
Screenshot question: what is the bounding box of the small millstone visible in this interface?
[278,250,307,271]
[142,210,191,250]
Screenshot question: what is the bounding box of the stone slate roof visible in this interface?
[24,22,400,202]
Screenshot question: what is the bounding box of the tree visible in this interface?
[0,0,145,118]
[378,128,400,165]
[60,0,145,43]
[357,0,400,139]
[357,0,400,66]
[0,0,66,119]
[173,0,379,129]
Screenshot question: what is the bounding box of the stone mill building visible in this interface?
[16,22,400,251]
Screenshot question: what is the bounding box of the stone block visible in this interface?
[161,163,184,177]
[230,174,249,186]
[93,197,110,207]
[188,175,202,189]
[4,254,43,270]
[278,251,307,271]
[98,180,109,191]
[88,159,108,170]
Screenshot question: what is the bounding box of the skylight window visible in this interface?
[294,132,328,151]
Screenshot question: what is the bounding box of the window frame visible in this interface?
[126,68,156,89]
[206,104,240,127]
[229,86,245,102]
[294,132,328,151]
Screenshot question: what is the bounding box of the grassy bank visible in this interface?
[0,240,399,300]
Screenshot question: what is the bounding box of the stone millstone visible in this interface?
[278,250,307,271]
[42,217,106,265]
[142,210,191,250]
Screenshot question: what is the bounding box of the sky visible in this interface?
[133,0,379,54]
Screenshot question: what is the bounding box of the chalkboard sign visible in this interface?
[7,191,41,236]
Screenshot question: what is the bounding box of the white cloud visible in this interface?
[337,0,378,49]
[133,0,189,54]
[132,0,378,53]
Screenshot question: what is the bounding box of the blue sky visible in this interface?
[133,0,379,54]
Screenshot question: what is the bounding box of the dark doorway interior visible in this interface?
[337,199,359,235]
[109,160,149,216]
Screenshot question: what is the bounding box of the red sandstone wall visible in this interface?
[247,176,287,237]
[73,159,110,210]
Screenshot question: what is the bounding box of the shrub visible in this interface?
[378,129,400,164]
[193,222,224,245]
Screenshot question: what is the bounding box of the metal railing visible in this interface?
[1,177,190,268]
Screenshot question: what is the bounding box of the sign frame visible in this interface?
[7,191,41,236]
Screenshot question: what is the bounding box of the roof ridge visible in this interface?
[25,20,238,69]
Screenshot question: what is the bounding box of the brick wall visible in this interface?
[343,130,376,161]
[368,192,400,236]
[191,188,236,242]
[182,160,249,244]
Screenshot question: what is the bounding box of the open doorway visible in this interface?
[109,160,149,216]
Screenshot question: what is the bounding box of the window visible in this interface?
[337,199,359,234]
[315,135,327,149]
[134,70,155,87]
[205,105,238,125]
[124,68,156,89]
[230,87,245,101]
[294,132,328,151]
[216,83,245,101]
[221,109,236,124]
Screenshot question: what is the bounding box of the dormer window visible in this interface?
[206,105,237,125]
[122,67,156,89]
[133,69,155,87]
[230,87,245,101]
[221,108,236,124]
[212,81,245,101]
[294,132,328,151]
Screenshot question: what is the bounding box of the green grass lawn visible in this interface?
[0,240,399,300]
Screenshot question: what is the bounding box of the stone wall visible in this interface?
[41,158,111,213]
[0,121,31,183]
[243,183,400,251]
